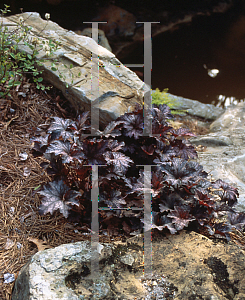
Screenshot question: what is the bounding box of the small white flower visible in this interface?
[32,37,40,45]
[45,50,50,56]
[43,44,49,51]
[19,16,24,23]
[45,13,50,20]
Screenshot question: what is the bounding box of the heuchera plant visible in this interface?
[31,103,245,240]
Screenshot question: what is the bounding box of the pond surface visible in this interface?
[121,3,245,106]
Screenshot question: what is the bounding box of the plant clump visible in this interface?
[151,88,186,115]
[30,102,245,240]
[0,4,59,97]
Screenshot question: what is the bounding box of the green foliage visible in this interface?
[152,88,186,115]
[0,4,60,97]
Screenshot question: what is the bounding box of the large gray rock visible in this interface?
[4,12,146,130]
[165,92,225,120]
[189,101,245,211]
[11,240,146,300]
[12,231,245,300]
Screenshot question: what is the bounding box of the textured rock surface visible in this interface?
[167,95,245,211]
[76,28,112,52]
[12,231,245,300]
[11,240,145,300]
[4,12,146,130]
[165,92,225,120]
[189,101,245,211]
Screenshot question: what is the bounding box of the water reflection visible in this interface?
[122,4,245,107]
[214,95,245,108]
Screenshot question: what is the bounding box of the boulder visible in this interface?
[166,92,225,120]
[4,12,146,130]
[12,231,245,299]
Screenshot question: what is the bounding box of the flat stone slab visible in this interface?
[4,12,147,129]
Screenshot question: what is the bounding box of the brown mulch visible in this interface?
[0,80,93,300]
[0,79,244,300]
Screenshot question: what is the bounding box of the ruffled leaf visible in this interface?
[48,117,73,141]
[80,138,109,165]
[119,113,143,139]
[212,179,239,206]
[159,157,208,189]
[99,190,127,209]
[69,112,90,134]
[46,140,84,164]
[38,180,81,218]
[167,206,195,231]
[104,151,133,175]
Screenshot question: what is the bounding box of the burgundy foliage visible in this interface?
[31,103,244,240]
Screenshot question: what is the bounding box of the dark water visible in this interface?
[121,4,245,106]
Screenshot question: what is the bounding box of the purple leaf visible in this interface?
[100,120,124,138]
[212,179,239,206]
[141,212,177,234]
[38,180,81,218]
[69,112,90,133]
[42,153,64,176]
[31,135,49,147]
[108,140,125,152]
[122,143,137,154]
[167,206,195,230]
[157,214,178,234]
[159,192,184,211]
[227,212,245,230]
[171,127,196,139]
[151,104,173,121]
[151,169,165,197]
[152,122,173,136]
[168,139,197,160]
[192,205,211,226]
[48,117,73,141]
[104,151,133,175]
[31,135,49,156]
[194,190,215,212]
[130,169,152,196]
[119,113,143,139]
[80,138,109,165]
[99,190,127,209]
[213,223,232,240]
[159,157,207,189]
[141,144,155,156]
[46,140,84,164]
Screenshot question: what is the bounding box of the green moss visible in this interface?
[151,88,186,115]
